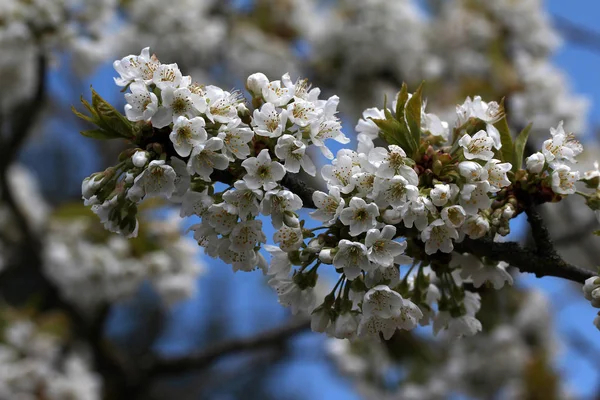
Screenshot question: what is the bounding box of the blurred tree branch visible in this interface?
[147,318,311,376]
[554,15,600,54]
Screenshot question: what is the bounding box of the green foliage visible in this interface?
[513,123,533,172]
[72,87,136,140]
[494,99,513,163]
[372,82,425,158]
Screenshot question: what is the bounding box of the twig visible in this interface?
[455,237,594,284]
[554,15,600,54]
[148,318,311,376]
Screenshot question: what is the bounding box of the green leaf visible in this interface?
[405,82,423,148]
[512,122,533,172]
[493,99,513,163]
[91,88,135,139]
[80,129,123,140]
[594,230,600,236]
[395,83,409,120]
[71,105,96,124]
[372,117,415,154]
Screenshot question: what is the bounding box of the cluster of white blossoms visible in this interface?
[0,0,117,108]
[80,47,347,268]
[328,289,566,400]
[80,48,600,342]
[44,212,204,311]
[0,316,101,399]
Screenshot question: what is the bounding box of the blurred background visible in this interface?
[0,0,599,399]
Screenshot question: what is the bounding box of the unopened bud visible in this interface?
[132,150,149,168]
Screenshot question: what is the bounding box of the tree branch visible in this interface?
[525,206,556,256]
[148,318,311,376]
[553,15,600,54]
[455,237,594,284]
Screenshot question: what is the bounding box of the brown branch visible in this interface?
[525,206,556,256]
[455,237,594,284]
[147,318,311,376]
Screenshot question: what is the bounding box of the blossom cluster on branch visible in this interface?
[0,308,101,399]
[78,48,600,341]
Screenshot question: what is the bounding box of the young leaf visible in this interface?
[512,122,533,172]
[91,88,135,139]
[372,117,415,155]
[80,129,123,140]
[493,99,513,163]
[395,83,409,120]
[405,82,423,147]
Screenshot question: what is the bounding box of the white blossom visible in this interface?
[339,197,380,237]
[310,188,345,226]
[526,152,545,174]
[187,137,230,181]
[124,81,159,122]
[365,225,409,268]
[421,219,459,254]
[275,134,316,175]
[459,130,495,161]
[128,160,176,201]
[551,164,579,195]
[169,116,207,157]
[253,102,288,138]
[242,149,286,191]
[333,240,370,280]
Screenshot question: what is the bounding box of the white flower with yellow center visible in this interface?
[169,116,207,157]
[261,189,303,229]
[430,183,459,207]
[333,240,370,280]
[222,180,263,221]
[421,219,458,254]
[339,197,380,237]
[204,85,241,124]
[551,164,579,195]
[358,285,422,340]
[365,225,409,268]
[242,149,286,191]
[310,188,345,226]
[128,160,176,202]
[485,159,512,192]
[253,102,287,138]
[459,181,492,215]
[229,220,266,253]
[262,79,294,107]
[542,121,583,167]
[273,225,304,252]
[275,134,316,176]
[441,205,466,228]
[458,130,495,161]
[462,214,490,239]
[124,81,158,122]
[153,86,205,128]
[217,121,254,161]
[187,137,229,181]
[458,161,489,183]
[371,175,418,208]
[369,145,418,184]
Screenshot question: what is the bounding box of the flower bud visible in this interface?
[502,204,515,219]
[132,150,149,168]
[82,175,104,199]
[318,249,334,264]
[525,152,545,174]
[246,73,269,97]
